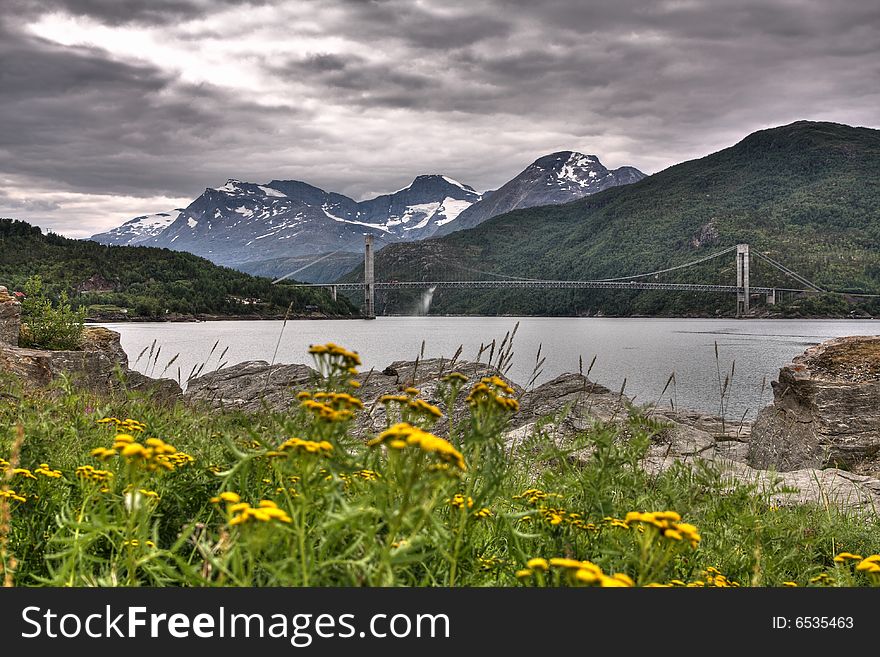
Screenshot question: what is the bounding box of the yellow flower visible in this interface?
[403,387,420,396]
[91,447,116,460]
[276,437,334,457]
[408,399,444,418]
[834,552,864,563]
[441,372,468,383]
[210,491,241,504]
[34,463,62,478]
[783,581,798,587]
[380,394,410,404]
[0,489,26,502]
[610,573,635,587]
[515,569,533,579]
[75,465,114,483]
[12,468,36,480]
[449,493,474,509]
[526,558,549,571]
[856,556,880,573]
[368,423,466,471]
[574,568,599,584]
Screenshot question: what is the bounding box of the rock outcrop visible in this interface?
[749,335,880,476]
[0,325,181,401]
[185,360,318,411]
[0,286,21,346]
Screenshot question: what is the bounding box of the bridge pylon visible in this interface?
[364,234,375,319]
[736,243,750,317]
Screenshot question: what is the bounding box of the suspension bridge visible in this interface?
[278,235,836,319]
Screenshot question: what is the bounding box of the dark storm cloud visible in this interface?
[1,0,878,236]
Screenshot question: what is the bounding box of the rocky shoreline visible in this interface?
[3,288,879,513]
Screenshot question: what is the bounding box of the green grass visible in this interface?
[1,347,878,588]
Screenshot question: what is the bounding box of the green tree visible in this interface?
[19,275,86,350]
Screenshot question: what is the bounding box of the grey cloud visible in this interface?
[0,18,320,199]
[0,191,60,212]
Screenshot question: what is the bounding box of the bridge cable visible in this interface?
[751,251,825,292]
[271,249,350,284]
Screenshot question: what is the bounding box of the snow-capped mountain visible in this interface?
[434,152,646,236]
[90,152,644,280]
[90,210,184,246]
[100,175,482,268]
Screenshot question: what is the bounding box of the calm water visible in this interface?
[101,317,878,419]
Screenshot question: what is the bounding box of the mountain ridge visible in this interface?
[90,152,645,281]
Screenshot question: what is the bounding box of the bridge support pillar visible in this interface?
[766,288,776,306]
[736,243,750,317]
[364,234,375,319]
[330,285,337,302]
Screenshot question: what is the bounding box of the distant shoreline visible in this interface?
[87,311,877,323]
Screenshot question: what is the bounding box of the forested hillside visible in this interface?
[0,219,355,318]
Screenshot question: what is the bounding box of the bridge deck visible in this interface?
[293,280,788,294]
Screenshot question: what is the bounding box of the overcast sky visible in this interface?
[1,0,879,238]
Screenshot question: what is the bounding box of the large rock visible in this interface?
[0,286,21,346]
[186,357,519,435]
[185,360,318,411]
[749,336,880,475]
[0,326,181,401]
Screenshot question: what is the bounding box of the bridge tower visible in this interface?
[364,234,375,319]
[736,243,750,317]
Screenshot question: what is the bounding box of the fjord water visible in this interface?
[103,317,877,419]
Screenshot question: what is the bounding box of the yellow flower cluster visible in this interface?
[450,494,474,509]
[301,399,355,423]
[97,417,146,433]
[466,376,520,412]
[34,463,62,478]
[308,342,362,367]
[211,491,292,525]
[835,552,880,575]
[268,437,334,458]
[441,372,468,383]
[516,557,634,587]
[478,555,504,571]
[624,511,701,548]
[11,468,36,481]
[312,391,365,410]
[473,507,493,519]
[856,555,880,574]
[123,539,156,549]
[380,394,444,419]
[698,567,740,587]
[0,489,26,502]
[368,423,466,471]
[91,434,193,472]
[75,465,114,483]
[513,488,563,505]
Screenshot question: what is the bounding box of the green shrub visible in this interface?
[19,275,86,350]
